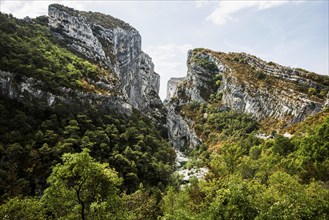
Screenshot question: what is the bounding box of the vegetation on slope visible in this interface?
[0,92,175,218]
[161,48,329,219]
[161,114,329,219]
[51,4,132,30]
[0,11,328,218]
[0,12,174,219]
[0,13,118,95]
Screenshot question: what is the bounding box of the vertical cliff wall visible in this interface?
[48,4,163,118]
[166,77,185,100]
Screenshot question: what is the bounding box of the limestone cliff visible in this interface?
[167,48,329,150]
[0,70,132,114]
[166,77,185,100]
[48,4,164,121]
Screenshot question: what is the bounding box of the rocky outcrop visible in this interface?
[167,103,201,151]
[48,4,163,120]
[48,5,107,65]
[237,53,328,90]
[166,50,224,151]
[166,48,329,151]
[167,77,185,100]
[0,70,132,114]
[221,74,325,123]
[220,53,329,124]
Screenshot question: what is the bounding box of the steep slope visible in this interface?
[48,4,164,122]
[0,11,175,210]
[0,4,165,124]
[167,48,329,151]
[0,12,134,117]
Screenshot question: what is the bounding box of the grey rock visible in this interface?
[167,77,185,100]
[166,49,329,152]
[177,167,208,183]
[48,4,163,122]
[167,103,201,152]
[0,70,132,115]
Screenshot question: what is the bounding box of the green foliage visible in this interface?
[0,13,113,94]
[0,197,46,219]
[254,70,266,80]
[0,95,174,218]
[206,110,258,144]
[121,187,163,220]
[207,177,258,220]
[232,55,247,64]
[254,171,329,219]
[214,73,222,81]
[1,11,329,219]
[0,94,175,202]
[161,186,197,220]
[42,149,122,219]
[295,117,329,182]
[162,117,329,219]
[186,100,201,111]
[308,87,317,95]
[319,89,328,97]
[194,57,218,72]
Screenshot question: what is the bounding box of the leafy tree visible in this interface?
[0,196,46,220]
[255,171,329,219]
[296,117,329,181]
[122,186,162,220]
[161,186,195,220]
[41,148,122,220]
[207,177,258,220]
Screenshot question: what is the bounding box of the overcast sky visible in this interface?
[1,0,328,100]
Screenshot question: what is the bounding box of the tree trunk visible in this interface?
[81,201,85,220]
[76,184,85,220]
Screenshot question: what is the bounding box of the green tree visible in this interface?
[161,186,194,220]
[41,148,122,220]
[207,177,258,220]
[0,196,46,220]
[255,171,329,219]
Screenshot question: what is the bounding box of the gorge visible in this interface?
[0,4,329,219]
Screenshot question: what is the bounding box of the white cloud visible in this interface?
[144,44,193,100]
[206,0,292,25]
[194,0,212,8]
[0,0,86,18]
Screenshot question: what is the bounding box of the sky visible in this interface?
[1,0,328,100]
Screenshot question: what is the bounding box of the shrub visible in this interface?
[255,70,266,80]
[308,87,317,95]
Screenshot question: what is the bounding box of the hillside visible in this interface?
[0,6,173,219]
[1,5,329,220]
[164,48,329,219]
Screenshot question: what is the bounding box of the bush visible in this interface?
[195,58,218,72]
[308,87,317,95]
[255,70,266,80]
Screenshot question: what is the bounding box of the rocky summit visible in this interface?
[49,4,164,121]
[166,48,329,151]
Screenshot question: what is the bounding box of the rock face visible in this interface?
[48,5,107,65]
[48,4,163,118]
[167,103,201,151]
[167,77,185,100]
[166,50,226,151]
[166,48,329,151]
[220,52,329,123]
[0,70,132,114]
